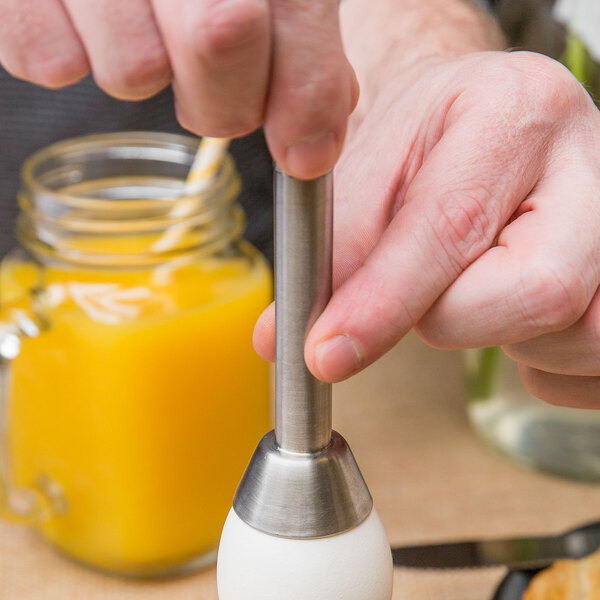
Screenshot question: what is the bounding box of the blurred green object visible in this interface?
[564,32,588,82]
[562,31,600,106]
[465,347,600,481]
[465,346,502,401]
[492,0,600,106]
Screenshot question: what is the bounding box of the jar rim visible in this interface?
[21,131,223,212]
[18,132,246,268]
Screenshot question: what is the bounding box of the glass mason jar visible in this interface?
[465,347,600,481]
[0,132,272,576]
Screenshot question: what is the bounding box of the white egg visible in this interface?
[217,507,393,600]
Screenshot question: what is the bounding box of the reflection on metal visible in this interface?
[233,169,373,539]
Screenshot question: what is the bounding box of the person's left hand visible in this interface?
[253,49,600,408]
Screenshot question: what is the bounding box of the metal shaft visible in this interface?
[233,167,372,537]
[274,168,332,454]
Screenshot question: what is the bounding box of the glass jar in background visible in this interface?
[0,132,272,576]
[465,347,600,481]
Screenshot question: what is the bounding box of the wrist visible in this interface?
[340,0,505,117]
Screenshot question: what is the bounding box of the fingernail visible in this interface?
[315,334,362,382]
[285,131,338,178]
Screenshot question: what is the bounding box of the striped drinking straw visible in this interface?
[152,137,231,254]
[185,136,231,195]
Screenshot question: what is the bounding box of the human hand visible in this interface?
[0,0,357,179]
[254,50,600,407]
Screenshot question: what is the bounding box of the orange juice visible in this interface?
[0,132,273,575]
[2,242,272,574]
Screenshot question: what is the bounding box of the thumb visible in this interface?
[304,99,549,382]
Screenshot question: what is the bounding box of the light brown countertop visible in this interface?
[2,332,600,599]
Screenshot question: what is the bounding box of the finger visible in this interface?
[415,57,600,350]
[0,0,89,87]
[253,67,429,363]
[503,285,600,376]
[329,63,456,292]
[304,86,548,382]
[416,158,600,349]
[519,365,600,409]
[253,301,275,362]
[264,0,359,179]
[62,0,171,100]
[152,0,271,137]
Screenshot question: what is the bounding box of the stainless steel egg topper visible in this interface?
[233,167,373,539]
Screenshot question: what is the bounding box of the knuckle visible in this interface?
[518,366,550,402]
[502,52,587,119]
[175,100,261,137]
[38,55,89,88]
[281,68,351,134]
[174,101,198,134]
[225,113,263,136]
[0,54,32,82]
[516,260,588,333]
[0,7,89,88]
[500,342,524,363]
[591,312,600,349]
[518,367,585,408]
[414,320,451,350]
[218,105,263,134]
[186,0,269,59]
[2,50,88,88]
[429,186,499,272]
[96,46,170,99]
[297,72,344,110]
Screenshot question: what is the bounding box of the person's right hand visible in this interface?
[0,0,358,179]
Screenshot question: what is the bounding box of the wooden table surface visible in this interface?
[3,332,600,599]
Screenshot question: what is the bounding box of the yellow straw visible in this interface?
[152,137,230,255]
[185,136,231,195]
